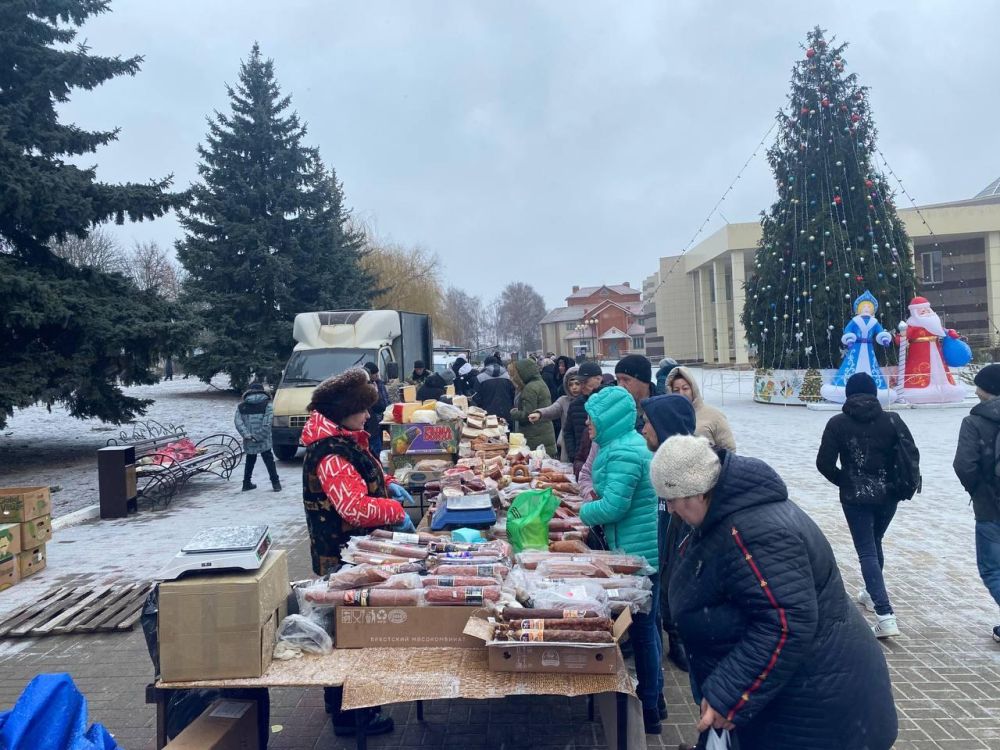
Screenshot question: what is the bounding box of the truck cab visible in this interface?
[271,310,431,460]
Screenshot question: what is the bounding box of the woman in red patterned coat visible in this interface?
[300,368,413,737]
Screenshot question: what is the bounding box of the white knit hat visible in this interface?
[650,435,721,499]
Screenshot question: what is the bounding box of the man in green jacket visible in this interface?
[508,359,557,457]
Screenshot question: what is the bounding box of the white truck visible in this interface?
[270,310,432,459]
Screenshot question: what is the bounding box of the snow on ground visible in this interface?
[0,368,996,634]
[0,377,241,516]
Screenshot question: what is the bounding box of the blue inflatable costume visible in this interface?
[821,290,896,404]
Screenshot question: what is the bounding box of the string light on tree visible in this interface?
[740,26,918,372]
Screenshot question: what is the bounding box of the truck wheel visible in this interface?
[273,445,298,461]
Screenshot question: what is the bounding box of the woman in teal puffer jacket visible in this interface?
[579,385,664,733]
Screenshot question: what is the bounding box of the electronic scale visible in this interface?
[158,525,272,580]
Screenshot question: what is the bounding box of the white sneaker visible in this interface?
[857,589,875,612]
[872,615,899,639]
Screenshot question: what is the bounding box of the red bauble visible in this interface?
[827,260,834,267]
[821,97,830,107]
[850,113,861,123]
[800,106,810,115]
[834,195,842,205]
[865,179,874,188]
[806,48,816,58]
[855,275,864,282]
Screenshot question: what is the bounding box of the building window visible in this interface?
[632,337,644,349]
[725,272,733,301]
[921,250,943,284]
[565,322,576,331]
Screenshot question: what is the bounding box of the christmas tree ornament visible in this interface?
[806,47,816,58]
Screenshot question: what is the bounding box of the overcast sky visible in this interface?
[63,0,999,310]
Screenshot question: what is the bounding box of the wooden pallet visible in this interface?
[0,582,154,638]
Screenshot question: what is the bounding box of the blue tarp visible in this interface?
[0,673,120,750]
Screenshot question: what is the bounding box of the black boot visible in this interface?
[658,693,668,721]
[271,479,281,492]
[241,481,256,491]
[643,707,662,734]
[667,637,690,673]
[332,709,395,737]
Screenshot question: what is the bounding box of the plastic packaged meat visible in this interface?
[325,565,392,591]
[424,586,501,605]
[421,575,500,588]
[341,588,425,606]
[433,563,510,578]
[352,538,428,560]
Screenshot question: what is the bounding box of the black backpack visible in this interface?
[888,413,921,501]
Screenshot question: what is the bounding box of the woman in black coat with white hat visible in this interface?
[651,435,897,750]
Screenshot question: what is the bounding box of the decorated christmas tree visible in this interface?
[742,27,918,371]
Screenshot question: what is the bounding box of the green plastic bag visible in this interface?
[507,488,559,553]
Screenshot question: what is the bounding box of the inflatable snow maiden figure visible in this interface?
[899,296,968,404]
[822,290,896,404]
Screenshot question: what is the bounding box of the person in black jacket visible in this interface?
[651,435,897,750]
[361,363,390,457]
[816,372,913,639]
[564,362,603,474]
[554,355,576,396]
[472,357,516,418]
[540,358,559,402]
[953,363,1000,643]
[416,373,447,402]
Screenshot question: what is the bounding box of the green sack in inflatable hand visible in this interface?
[507,488,559,553]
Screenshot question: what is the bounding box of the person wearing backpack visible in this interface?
[816,372,918,638]
[953,363,1000,643]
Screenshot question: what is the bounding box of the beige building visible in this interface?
[652,182,1000,365]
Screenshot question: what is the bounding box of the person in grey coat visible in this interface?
[234,382,281,492]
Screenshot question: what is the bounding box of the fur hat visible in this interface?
[308,368,379,424]
[650,435,721,499]
[459,362,473,376]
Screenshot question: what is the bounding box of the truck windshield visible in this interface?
[282,349,373,386]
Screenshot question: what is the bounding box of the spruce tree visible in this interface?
[742,27,918,371]
[177,44,374,390]
[0,0,185,430]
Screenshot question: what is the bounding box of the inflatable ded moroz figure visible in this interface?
[898,296,969,404]
[821,290,896,404]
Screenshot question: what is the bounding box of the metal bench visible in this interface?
[106,420,243,508]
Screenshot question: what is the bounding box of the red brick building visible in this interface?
[539,283,646,359]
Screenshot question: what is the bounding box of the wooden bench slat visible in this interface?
[0,587,76,637]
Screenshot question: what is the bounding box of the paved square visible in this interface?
[1,372,998,748]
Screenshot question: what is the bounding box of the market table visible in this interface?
[151,645,641,750]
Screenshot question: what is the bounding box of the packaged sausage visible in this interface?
[433,563,510,578]
[424,586,501,606]
[353,538,428,560]
[341,588,425,607]
[422,576,501,588]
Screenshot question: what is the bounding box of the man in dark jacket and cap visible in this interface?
[954,362,1000,643]
[408,360,430,386]
[615,355,658,430]
[641,395,697,674]
[817,372,914,639]
[473,357,516,418]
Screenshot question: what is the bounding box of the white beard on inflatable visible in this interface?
[900,298,966,404]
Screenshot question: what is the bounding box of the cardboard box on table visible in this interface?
[163,698,259,750]
[159,550,289,682]
[464,609,632,675]
[387,420,462,455]
[336,605,484,648]
[0,486,52,523]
